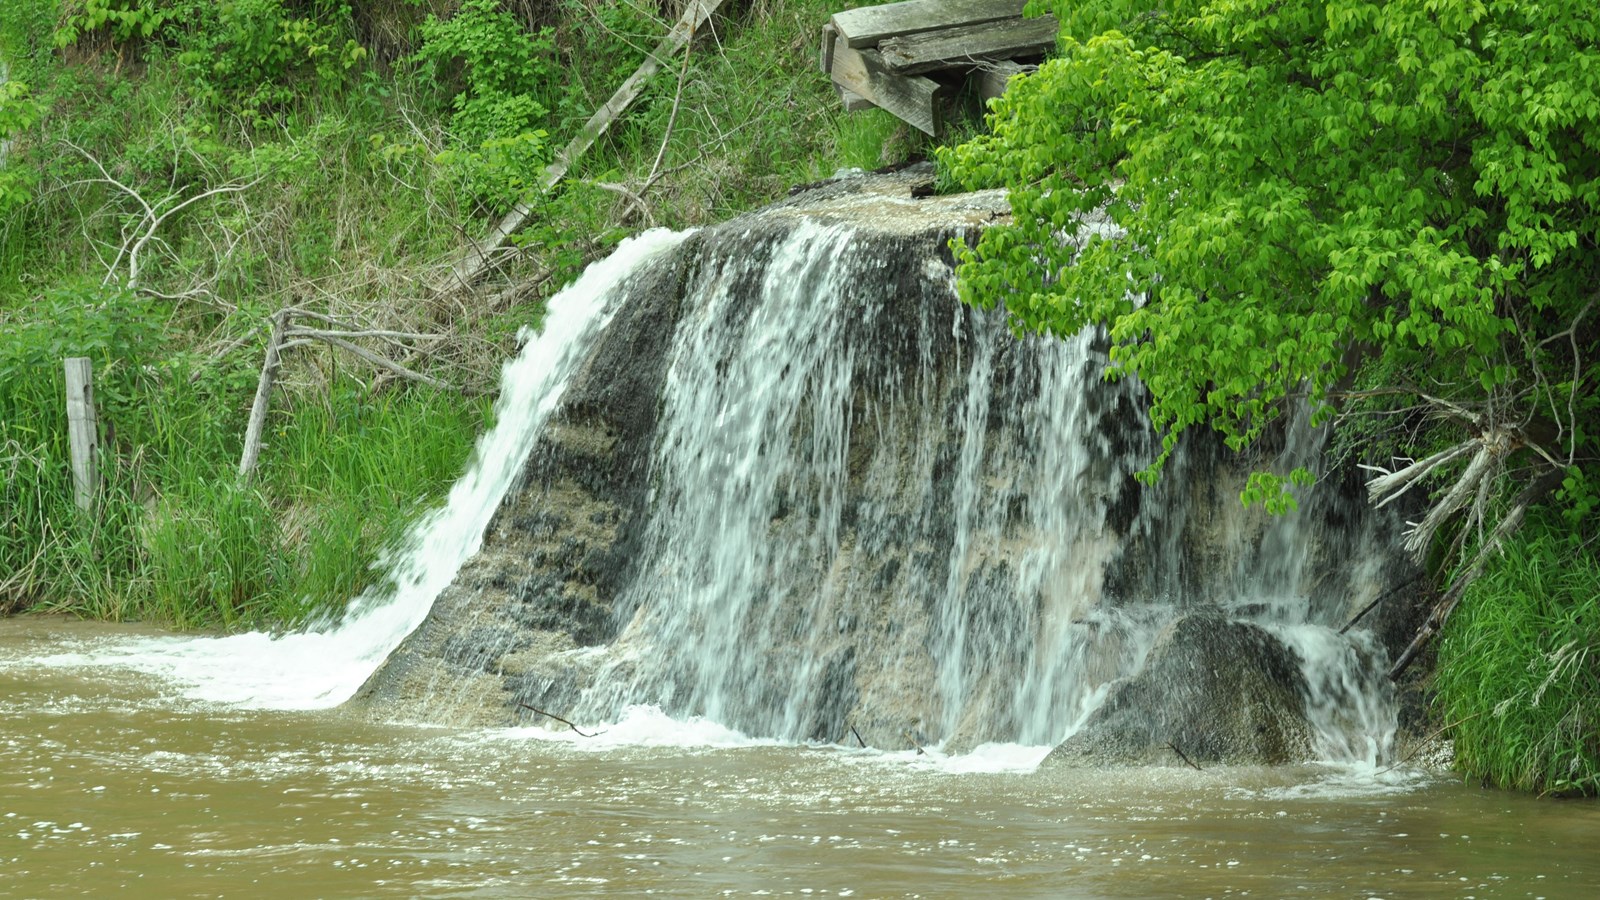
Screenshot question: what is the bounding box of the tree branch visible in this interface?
[1387,467,1566,680]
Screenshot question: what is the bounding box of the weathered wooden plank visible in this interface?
[821,22,838,74]
[835,83,877,112]
[445,0,730,291]
[832,0,1028,49]
[977,60,1031,101]
[63,357,98,510]
[831,44,942,136]
[879,15,1057,75]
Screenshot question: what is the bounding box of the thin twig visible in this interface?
[1339,575,1424,635]
[647,18,694,187]
[1377,712,1482,775]
[1165,741,1203,771]
[311,334,450,390]
[517,702,606,738]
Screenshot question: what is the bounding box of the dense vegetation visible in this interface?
[942,0,1599,793]
[6,0,1595,795]
[0,0,911,626]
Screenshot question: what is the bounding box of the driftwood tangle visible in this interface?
[823,0,1054,135]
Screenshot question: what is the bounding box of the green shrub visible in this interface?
[1436,524,1600,796]
[55,0,366,118]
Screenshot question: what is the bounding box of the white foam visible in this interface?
[18,229,693,710]
[1243,761,1439,801]
[487,704,781,751]
[907,742,1055,775]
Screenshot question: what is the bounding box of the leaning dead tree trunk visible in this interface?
[1385,467,1565,679]
[237,310,290,483]
[440,0,731,292]
[237,308,446,482]
[1366,412,1568,680]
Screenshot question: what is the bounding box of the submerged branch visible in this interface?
[1165,741,1203,771]
[517,702,606,738]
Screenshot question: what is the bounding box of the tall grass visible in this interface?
[1435,524,1600,796]
[7,377,485,628]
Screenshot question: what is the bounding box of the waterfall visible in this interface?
[22,171,1406,766]
[355,186,1399,764]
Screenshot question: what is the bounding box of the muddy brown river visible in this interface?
[3,618,1596,898]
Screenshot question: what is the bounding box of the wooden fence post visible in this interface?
[63,356,99,511]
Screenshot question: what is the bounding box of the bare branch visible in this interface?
[1388,467,1566,680]
[310,333,450,390]
[1364,439,1476,508]
[125,176,263,288]
[284,326,444,343]
[594,181,656,226]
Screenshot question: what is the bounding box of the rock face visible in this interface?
[1045,614,1314,767]
[355,168,1018,728]
[353,166,1417,762]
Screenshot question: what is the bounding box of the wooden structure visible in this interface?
[822,0,1056,135]
[63,357,98,511]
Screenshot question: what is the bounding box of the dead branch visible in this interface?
[1400,434,1510,558]
[1165,741,1203,771]
[63,139,261,290]
[1339,575,1425,635]
[284,326,445,344]
[238,310,291,482]
[442,0,731,291]
[516,702,606,737]
[849,725,867,748]
[1387,467,1565,680]
[1363,440,1477,509]
[646,15,695,188]
[1376,711,1483,775]
[311,333,448,390]
[237,307,451,481]
[595,181,656,226]
[903,730,926,755]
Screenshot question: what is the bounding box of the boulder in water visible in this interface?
[1045,613,1314,767]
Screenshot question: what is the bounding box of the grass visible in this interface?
[1434,523,1600,796]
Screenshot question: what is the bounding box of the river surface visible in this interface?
[0,614,1593,896]
[3,620,1597,898]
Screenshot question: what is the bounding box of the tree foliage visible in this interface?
[941,0,1599,527]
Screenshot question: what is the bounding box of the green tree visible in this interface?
[941,0,1599,669]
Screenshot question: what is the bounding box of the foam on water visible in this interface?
[485,704,783,751]
[16,229,693,710]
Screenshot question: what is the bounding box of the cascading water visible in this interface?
[19,171,1409,767]
[563,214,1392,758]
[28,229,692,709]
[360,175,1409,766]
